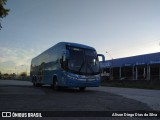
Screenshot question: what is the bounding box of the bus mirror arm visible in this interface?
[60,59,62,64]
[97,54,105,61]
[60,59,63,67]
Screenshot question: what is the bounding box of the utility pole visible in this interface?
[106,51,114,80]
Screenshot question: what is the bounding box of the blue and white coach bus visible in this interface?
[30,42,105,90]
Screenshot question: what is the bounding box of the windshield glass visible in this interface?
[85,50,99,74]
[66,46,99,75]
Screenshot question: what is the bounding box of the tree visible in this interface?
[3,73,9,79]
[20,72,27,77]
[0,0,10,30]
[0,71,1,79]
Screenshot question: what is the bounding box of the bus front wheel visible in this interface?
[52,77,59,90]
[79,87,86,91]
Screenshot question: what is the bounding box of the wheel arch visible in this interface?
[52,74,58,82]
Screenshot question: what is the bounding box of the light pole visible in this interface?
[106,51,114,80]
[21,65,25,73]
[15,67,17,79]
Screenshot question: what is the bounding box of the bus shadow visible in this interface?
[35,85,97,94]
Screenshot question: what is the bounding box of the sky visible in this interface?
[0,0,160,74]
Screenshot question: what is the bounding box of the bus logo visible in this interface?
[2,112,11,117]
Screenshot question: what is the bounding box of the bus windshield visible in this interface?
[66,46,99,75]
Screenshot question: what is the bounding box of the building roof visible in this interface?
[101,52,160,68]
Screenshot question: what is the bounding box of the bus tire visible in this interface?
[32,77,37,87]
[33,77,42,87]
[79,87,86,91]
[52,76,59,90]
[36,83,42,87]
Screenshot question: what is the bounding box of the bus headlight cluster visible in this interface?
[65,74,85,81]
[64,73,100,81]
[66,74,78,80]
[64,74,78,80]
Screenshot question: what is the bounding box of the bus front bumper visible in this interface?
[66,78,100,87]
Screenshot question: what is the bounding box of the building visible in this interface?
[100,52,160,80]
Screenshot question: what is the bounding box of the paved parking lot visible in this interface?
[0,80,159,120]
[89,86,160,111]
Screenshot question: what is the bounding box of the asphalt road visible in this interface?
[0,80,159,120]
[88,86,160,111]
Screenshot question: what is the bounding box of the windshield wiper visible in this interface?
[87,62,95,73]
[78,61,85,73]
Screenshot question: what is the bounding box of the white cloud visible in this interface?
[0,46,40,73]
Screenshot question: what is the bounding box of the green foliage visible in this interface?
[20,72,27,77]
[0,71,1,79]
[0,0,10,29]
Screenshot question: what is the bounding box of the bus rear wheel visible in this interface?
[32,77,37,87]
[33,81,36,86]
[33,77,41,87]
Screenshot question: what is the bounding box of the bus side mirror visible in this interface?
[60,57,64,68]
[97,54,105,61]
[60,56,68,70]
[60,58,62,64]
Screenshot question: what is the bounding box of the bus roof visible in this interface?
[32,42,96,62]
[62,42,95,50]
